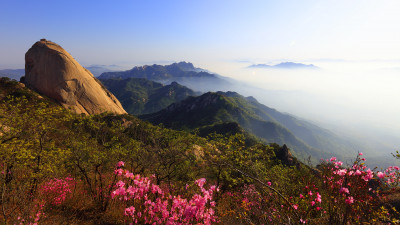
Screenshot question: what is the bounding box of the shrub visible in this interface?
[111,161,218,224]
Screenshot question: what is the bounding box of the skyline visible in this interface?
[1,0,400,73]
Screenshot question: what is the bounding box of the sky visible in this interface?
[1,0,400,145]
[1,0,399,69]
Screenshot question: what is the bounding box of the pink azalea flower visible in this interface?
[124,206,135,216]
[195,178,206,188]
[114,168,124,175]
[339,187,349,194]
[358,152,363,156]
[345,196,354,204]
[316,192,322,203]
[116,180,125,187]
[337,169,347,176]
[116,161,125,167]
[377,172,385,179]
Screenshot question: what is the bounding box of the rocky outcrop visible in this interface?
[274,144,300,168]
[24,39,126,115]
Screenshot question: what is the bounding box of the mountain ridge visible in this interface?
[99,77,199,115]
[139,91,331,160]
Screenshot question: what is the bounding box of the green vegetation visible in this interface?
[140,91,340,162]
[0,78,290,223]
[100,78,198,115]
[0,77,398,224]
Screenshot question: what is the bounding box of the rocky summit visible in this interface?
[24,39,126,115]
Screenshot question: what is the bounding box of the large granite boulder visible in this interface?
[24,39,126,115]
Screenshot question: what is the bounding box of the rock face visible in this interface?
[24,39,126,115]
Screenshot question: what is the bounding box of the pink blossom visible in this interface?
[339,187,349,194]
[330,157,337,162]
[124,206,135,216]
[117,161,125,167]
[336,169,347,176]
[112,169,217,224]
[116,180,125,187]
[114,168,124,175]
[315,192,322,203]
[293,204,298,210]
[358,152,363,156]
[195,178,206,188]
[345,196,354,204]
[267,181,272,186]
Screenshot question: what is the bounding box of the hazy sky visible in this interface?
[1,0,399,70]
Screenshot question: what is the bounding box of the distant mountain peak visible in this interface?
[98,62,219,82]
[248,62,318,69]
[172,61,195,71]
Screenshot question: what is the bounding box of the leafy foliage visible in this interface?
[140,91,329,162]
[0,78,399,224]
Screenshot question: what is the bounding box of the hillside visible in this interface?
[1,77,326,224]
[99,78,199,115]
[140,91,337,160]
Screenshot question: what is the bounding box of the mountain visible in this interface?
[98,62,232,92]
[84,65,115,77]
[99,78,199,115]
[23,39,126,115]
[99,61,204,80]
[139,91,339,160]
[0,69,24,80]
[248,62,318,69]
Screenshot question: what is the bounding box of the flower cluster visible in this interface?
[112,162,218,224]
[16,202,45,225]
[39,176,75,206]
[320,153,394,223]
[376,166,400,188]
